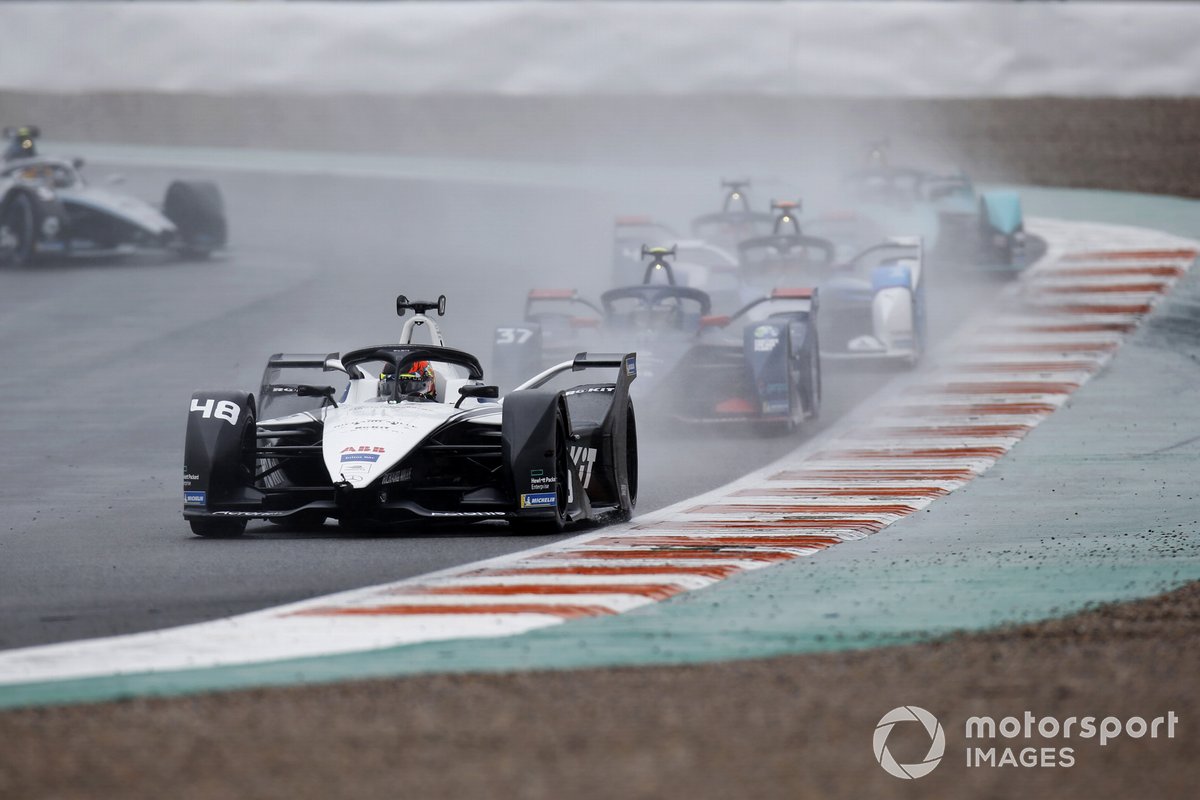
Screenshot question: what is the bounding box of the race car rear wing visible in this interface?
[514,351,637,392]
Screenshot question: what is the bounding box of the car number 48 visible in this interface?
[190,398,240,425]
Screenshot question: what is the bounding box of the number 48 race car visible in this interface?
[183,295,638,537]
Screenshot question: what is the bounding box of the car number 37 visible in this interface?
[190,398,240,425]
[495,327,535,345]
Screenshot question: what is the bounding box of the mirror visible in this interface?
[459,384,499,399]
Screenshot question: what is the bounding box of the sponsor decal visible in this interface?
[213,510,291,517]
[189,398,240,426]
[570,446,598,489]
[184,491,206,505]
[340,453,381,463]
[520,492,558,508]
[429,511,507,517]
[565,386,615,396]
[625,354,637,377]
[341,463,370,473]
[183,472,200,482]
[381,468,411,486]
[753,325,777,338]
[530,469,544,478]
[754,337,779,351]
[762,400,790,414]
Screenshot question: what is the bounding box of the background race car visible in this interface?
[689,178,777,253]
[738,226,927,367]
[0,125,226,265]
[494,249,822,433]
[843,141,1026,273]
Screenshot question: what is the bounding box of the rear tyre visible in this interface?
[189,517,247,538]
[165,180,226,258]
[0,191,36,267]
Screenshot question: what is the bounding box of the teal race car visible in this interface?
[844,143,1027,275]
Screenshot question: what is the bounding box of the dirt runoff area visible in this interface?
[0,581,1196,800]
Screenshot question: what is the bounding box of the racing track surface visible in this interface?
[0,161,997,651]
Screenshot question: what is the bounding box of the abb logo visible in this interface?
[341,446,386,454]
[190,398,240,425]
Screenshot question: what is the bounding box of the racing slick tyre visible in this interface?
[0,190,36,267]
[185,391,256,538]
[613,399,638,522]
[805,343,822,420]
[754,356,806,438]
[165,180,226,258]
[524,410,570,534]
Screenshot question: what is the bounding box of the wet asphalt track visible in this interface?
[0,162,994,650]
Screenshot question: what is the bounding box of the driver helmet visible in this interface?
[380,360,436,401]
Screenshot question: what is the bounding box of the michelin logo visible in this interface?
[520,492,558,508]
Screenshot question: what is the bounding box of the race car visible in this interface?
[494,248,821,433]
[0,125,226,266]
[690,179,776,252]
[738,222,926,366]
[844,140,1025,272]
[183,295,638,537]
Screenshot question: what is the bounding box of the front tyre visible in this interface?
[523,411,570,534]
[0,191,36,267]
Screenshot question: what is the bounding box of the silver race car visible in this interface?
[0,126,226,265]
[184,295,638,537]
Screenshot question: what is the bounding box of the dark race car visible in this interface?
[689,179,777,253]
[0,125,226,266]
[494,247,821,434]
[184,295,638,537]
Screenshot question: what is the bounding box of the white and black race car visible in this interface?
[0,126,226,266]
[183,295,638,537]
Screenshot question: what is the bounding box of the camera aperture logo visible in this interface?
[873,706,946,779]
[874,707,1179,777]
